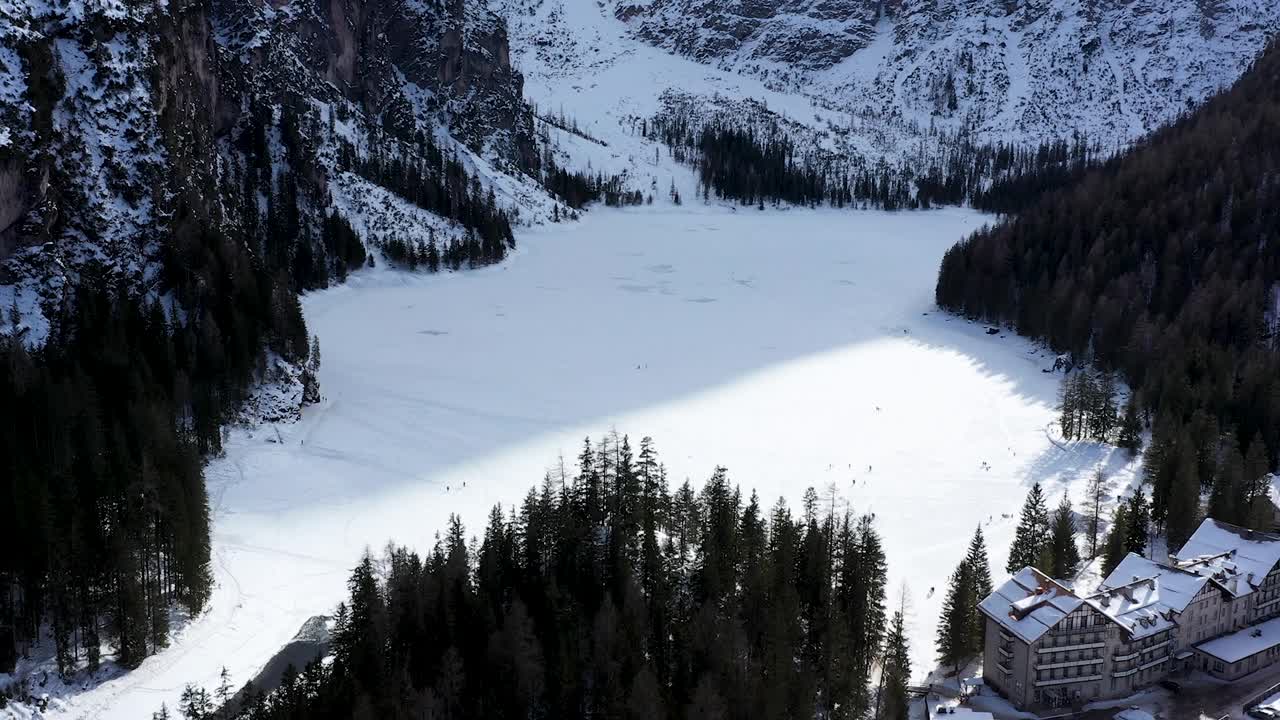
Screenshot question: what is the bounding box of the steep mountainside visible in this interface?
[609,0,1279,146]
[0,0,540,347]
[0,0,551,679]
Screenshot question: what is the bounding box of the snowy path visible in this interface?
[42,202,1142,719]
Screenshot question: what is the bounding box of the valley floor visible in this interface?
[24,201,1142,719]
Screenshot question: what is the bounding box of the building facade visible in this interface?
[979,519,1280,711]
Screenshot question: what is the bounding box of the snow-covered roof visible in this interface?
[1086,553,1208,641]
[1173,519,1280,598]
[978,567,1083,644]
[1196,615,1280,663]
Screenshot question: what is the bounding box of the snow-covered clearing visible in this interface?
[23,200,1142,719]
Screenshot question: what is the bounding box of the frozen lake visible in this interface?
[60,203,1140,719]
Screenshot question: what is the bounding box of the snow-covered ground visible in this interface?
[15,199,1142,719]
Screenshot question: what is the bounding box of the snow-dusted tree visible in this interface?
[1006,483,1050,573]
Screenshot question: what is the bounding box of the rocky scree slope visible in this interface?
[609,0,1279,146]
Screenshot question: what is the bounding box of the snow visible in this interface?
[1090,553,1209,641]
[981,567,1083,644]
[1113,709,1155,720]
[1174,519,1280,599]
[1196,615,1280,664]
[1257,687,1280,713]
[16,198,1147,719]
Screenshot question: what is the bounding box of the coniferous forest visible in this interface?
[644,112,1099,212]
[936,42,1280,546]
[170,436,913,720]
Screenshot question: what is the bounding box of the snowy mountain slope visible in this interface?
[593,0,1279,147]
[0,0,546,346]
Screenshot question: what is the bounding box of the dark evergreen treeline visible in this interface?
[644,112,1099,212]
[340,131,515,265]
[376,228,499,273]
[170,435,915,720]
[1,250,313,673]
[542,161,645,211]
[937,43,1280,547]
[964,135,1100,214]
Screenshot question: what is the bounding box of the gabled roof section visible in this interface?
[1173,519,1280,598]
[1088,553,1208,641]
[978,567,1083,644]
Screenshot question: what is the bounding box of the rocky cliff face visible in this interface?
[610,0,1279,145]
[0,0,537,341]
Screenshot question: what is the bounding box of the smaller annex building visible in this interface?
[978,518,1280,711]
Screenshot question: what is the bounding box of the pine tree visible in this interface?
[878,609,911,720]
[1085,470,1107,557]
[1058,373,1079,440]
[1006,483,1050,573]
[215,667,232,717]
[1048,493,1081,579]
[964,526,993,607]
[1166,444,1201,547]
[1245,435,1273,530]
[957,525,994,657]
[936,560,975,674]
[1117,394,1143,455]
[1101,502,1130,577]
[1210,435,1245,525]
[1088,372,1118,441]
[1124,491,1149,558]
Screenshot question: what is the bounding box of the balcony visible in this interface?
[1035,657,1104,671]
[1114,639,1169,662]
[1036,641,1106,654]
[996,662,1011,674]
[998,646,1012,658]
[1034,674,1104,688]
[1111,655,1169,678]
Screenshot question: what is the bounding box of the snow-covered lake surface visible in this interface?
[45,202,1141,719]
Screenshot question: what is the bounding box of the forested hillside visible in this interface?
[173,436,911,720]
[935,42,1280,546]
[0,0,544,674]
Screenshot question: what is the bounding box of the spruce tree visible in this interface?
[1123,491,1149,558]
[1006,483,1050,573]
[1245,435,1273,530]
[1209,435,1244,525]
[1117,394,1143,455]
[879,609,911,720]
[1048,493,1081,579]
[960,526,994,657]
[936,560,975,674]
[1101,502,1130,577]
[1165,444,1201,548]
[1058,373,1078,440]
